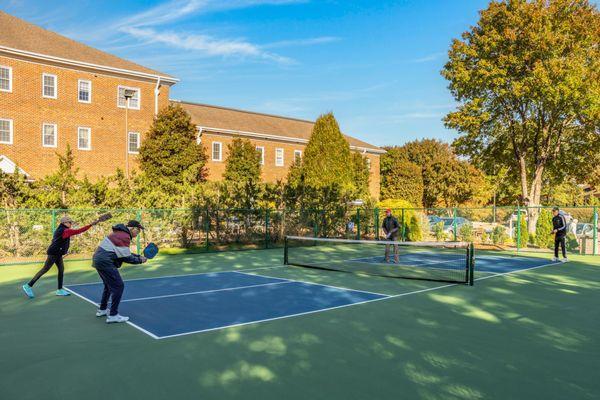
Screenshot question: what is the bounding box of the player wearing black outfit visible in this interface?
[382,208,400,263]
[551,207,568,262]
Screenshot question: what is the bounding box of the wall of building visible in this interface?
[201,131,381,200]
[0,54,170,180]
[0,54,380,200]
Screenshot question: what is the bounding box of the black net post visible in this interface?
[283,236,289,265]
[469,242,475,286]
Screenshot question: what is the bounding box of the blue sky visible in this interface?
[4,0,591,147]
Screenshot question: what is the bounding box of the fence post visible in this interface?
[516,205,521,253]
[205,208,210,251]
[51,209,56,232]
[453,208,458,242]
[374,208,380,240]
[136,209,142,254]
[401,209,405,241]
[265,209,270,249]
[594,206,598,256]
[356,208,361,240]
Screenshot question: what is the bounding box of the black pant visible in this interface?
[554,235,566,258]
[28,254,65,289]
[97,268,125,316]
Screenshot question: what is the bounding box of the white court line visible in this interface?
[155,293,392,340]
[235,271,391,298]
[120,280,294,303]
[67,259,563,340]
[66,265,286,287]
[156,260,564,339]
[64,287,160,339]
[473,261,562,282]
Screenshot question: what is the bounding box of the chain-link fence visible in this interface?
[2,206,598,265]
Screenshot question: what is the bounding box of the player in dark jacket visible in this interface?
[551,207,568,262]
[93,220,147,323]
[22,215,100,298]
[382,208,400,263]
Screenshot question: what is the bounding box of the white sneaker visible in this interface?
[106,314,129,324]
[552,257,559,262]
[96,309,108,317]
[561,258,569,263]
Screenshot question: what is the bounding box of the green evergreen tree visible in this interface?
[302,113,354,191]
[518,217,529,248]
[535,209,554,249]
[222,138,262,208]
[286,113,366,210]
[37,144,79,208]
[407,214,423,241]
[380,149,424,205]
[139,105,207,185]
[351,152,370,199]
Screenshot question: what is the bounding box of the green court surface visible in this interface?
[1,249,599,400]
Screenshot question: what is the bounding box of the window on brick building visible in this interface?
[0,119,13,144]
[275,148,284,166]
[42,123,57,147]
[256,146,265,165]
[42,74,57,98]
[128,132,140,153]
[78,127,91,150]
[78,80,91,103]
[294,150,302,163]
[118,86,140,109]
[366,158,371,170]
[212,142,222,161]
[0,66,12,92]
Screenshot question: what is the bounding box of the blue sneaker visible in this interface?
[22,284,35,299]
[56,289,71,296]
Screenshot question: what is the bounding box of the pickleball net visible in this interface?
[284,236,474,285]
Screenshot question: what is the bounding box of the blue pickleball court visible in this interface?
[65,271,388,339]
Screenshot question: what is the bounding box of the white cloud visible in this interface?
[116,0,307,28]
[263,36,341,49]
[122,27,294,64]
[410,52,445,63]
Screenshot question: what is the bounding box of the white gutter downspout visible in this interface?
[154,76,161,116]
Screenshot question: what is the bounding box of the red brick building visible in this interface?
[0,11,383,199]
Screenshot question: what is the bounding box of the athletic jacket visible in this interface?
[552,213,567,237]
[92,224,144,270]
[382,216,400,238]
[47,223,92,256]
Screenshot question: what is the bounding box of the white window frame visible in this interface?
[117,86,141,110]
[78,79,92,103]
[42,123,57,148]
[0,66,12,93]
[256,146,265,165]
[42,73,57,99]
[366,158,371,170]
[128,131,140,154]
[275,148,284,167]
[294,150,302,163]
[77,127,92,150]
[0,118,13,144]
[212,141,222,161]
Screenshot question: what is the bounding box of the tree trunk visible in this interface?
[527,166,545,235]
